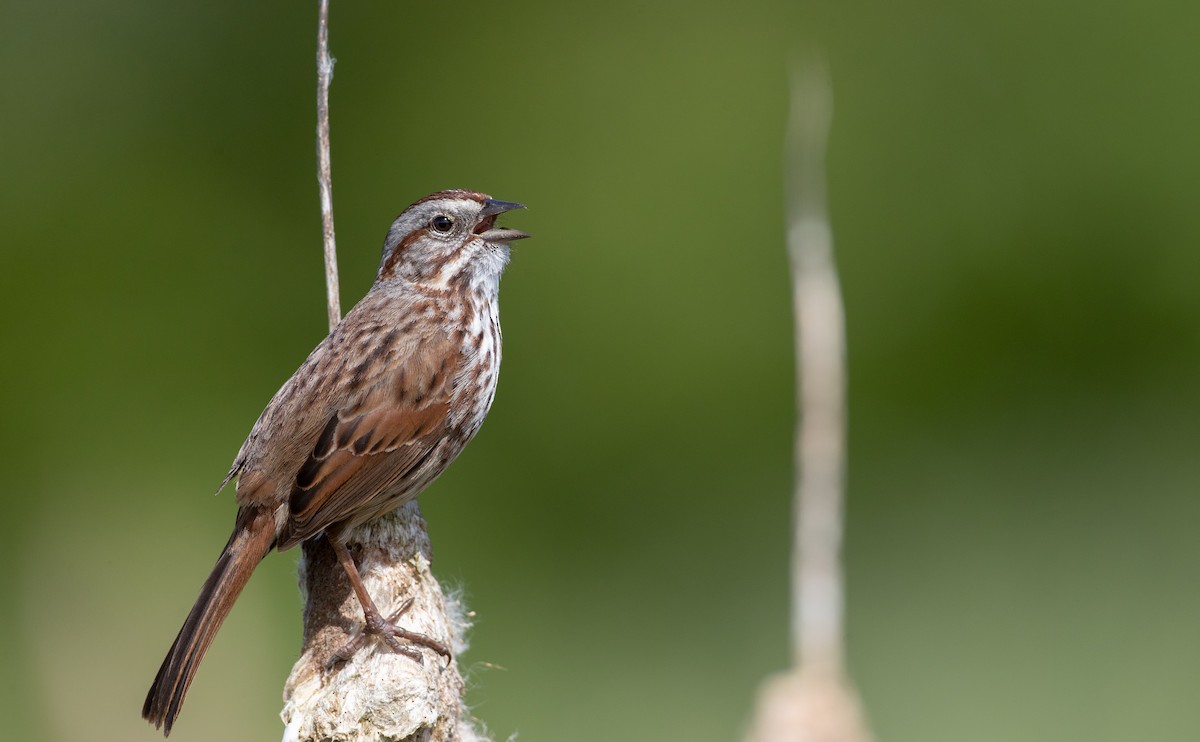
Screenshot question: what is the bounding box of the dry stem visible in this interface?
[282,504,482,742]
[282,3,480,739]
[316,0,340,329]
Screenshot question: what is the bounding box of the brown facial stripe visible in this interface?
[378,229,426,280]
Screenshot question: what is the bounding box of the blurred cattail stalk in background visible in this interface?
[743,59,874,742]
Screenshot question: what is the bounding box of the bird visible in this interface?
[142,189,528,736]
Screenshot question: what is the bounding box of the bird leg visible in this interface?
[326,537,452,668]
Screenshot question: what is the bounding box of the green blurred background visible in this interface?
[3,0,1199,740]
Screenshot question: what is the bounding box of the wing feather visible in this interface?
[275,330,457,549]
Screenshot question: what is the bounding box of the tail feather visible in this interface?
[143,507,276,736]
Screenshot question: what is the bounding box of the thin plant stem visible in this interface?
[317,0,340,330]
[284,5,480,740]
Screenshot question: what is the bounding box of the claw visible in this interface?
[325,538,452,669]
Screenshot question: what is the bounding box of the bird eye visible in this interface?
[430,215,454,233]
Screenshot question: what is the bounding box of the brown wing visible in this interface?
[275,332,457,550]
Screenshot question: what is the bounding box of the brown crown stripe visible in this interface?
[411,189,489,207]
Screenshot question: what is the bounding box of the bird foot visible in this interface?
[326,597,451,669]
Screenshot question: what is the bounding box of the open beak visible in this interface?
[477,198,530,242]
[479,227,530,243]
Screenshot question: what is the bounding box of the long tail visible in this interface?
[143,506,276,736]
